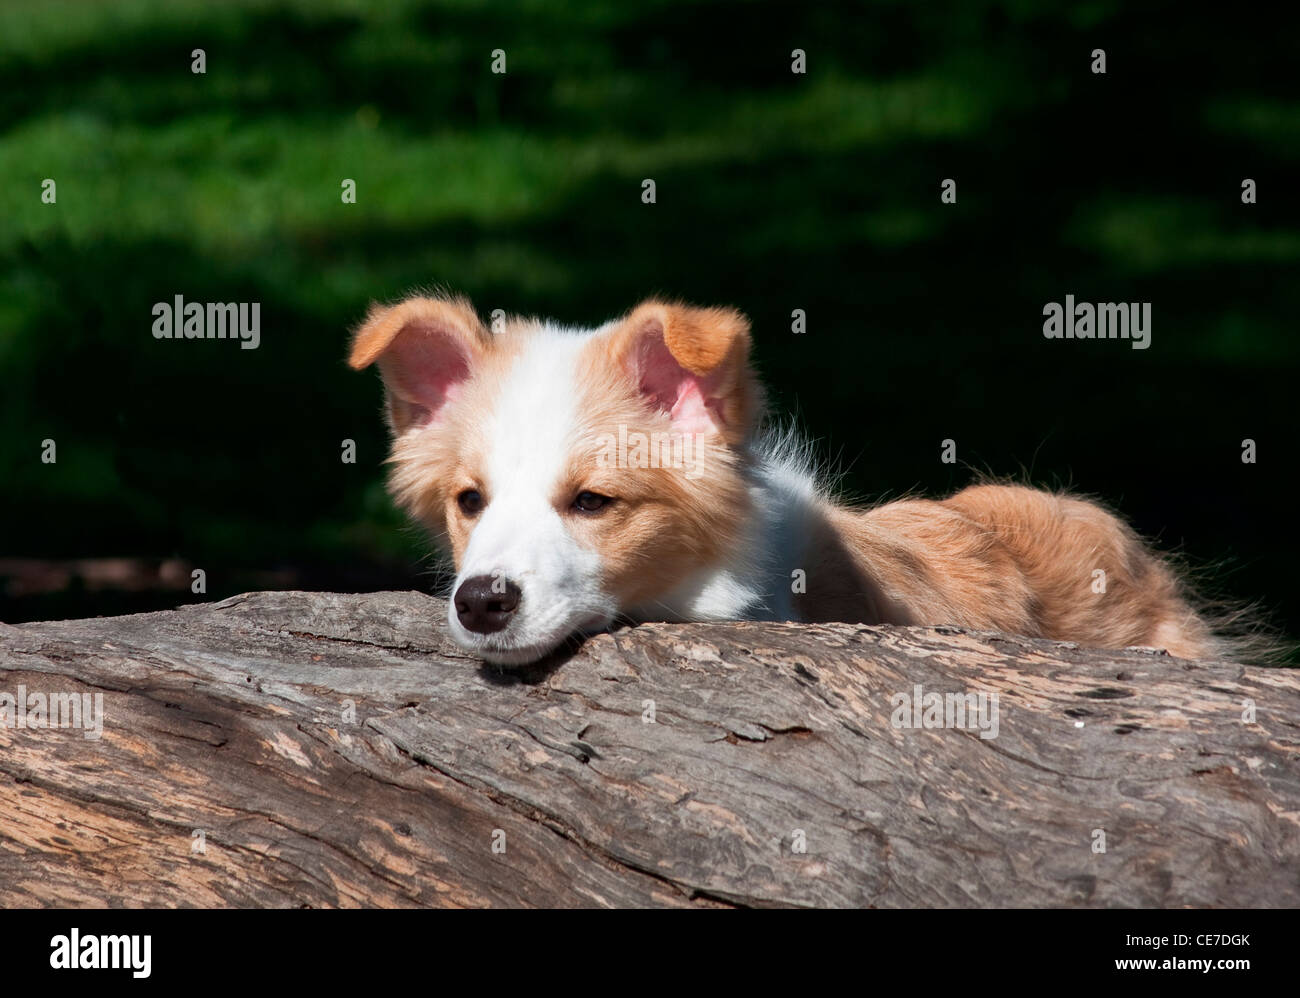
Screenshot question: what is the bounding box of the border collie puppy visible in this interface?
[351,294,1241,666]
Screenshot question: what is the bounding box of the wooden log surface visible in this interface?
[1,590,1297,908]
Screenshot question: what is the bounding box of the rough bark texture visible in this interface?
[1,590,1297,908]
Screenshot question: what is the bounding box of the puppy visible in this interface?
[350,293,1241,665]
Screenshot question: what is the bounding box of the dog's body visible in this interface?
[351,294,1230,665]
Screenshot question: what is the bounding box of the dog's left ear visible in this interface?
[608,300,762,444]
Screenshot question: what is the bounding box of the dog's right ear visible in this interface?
[348,295,489,435]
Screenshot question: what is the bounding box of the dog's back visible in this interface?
[817,483,1219,658]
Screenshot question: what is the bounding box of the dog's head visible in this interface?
[349,293,762,664]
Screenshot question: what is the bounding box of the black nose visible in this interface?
[454,575,521,634]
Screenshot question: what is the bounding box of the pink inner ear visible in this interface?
[634,330,724,435]
[379,326,473,428]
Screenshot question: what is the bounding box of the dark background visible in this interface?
[1,0,1295,654]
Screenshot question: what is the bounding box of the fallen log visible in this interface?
[0,590,1296,907]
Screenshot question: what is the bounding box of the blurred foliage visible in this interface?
[0,0,1296,647]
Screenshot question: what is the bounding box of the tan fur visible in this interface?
[562,305,760,606]
[561,373,748,609]
[808,485,1219,658]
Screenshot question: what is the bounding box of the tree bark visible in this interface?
[1,590,1296,908]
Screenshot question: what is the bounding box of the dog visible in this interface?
[349,293,1248,666]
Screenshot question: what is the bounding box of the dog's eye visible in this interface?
[457,489,485,515]
[572,491,613,513]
